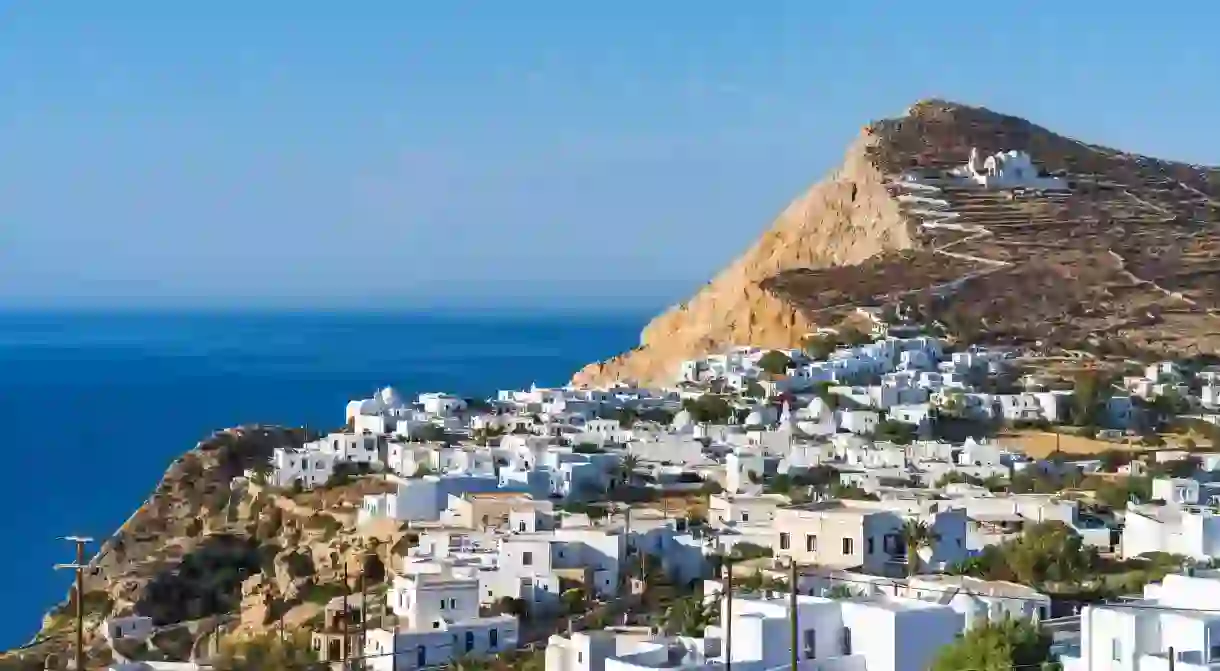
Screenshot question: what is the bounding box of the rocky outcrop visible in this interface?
[4,427,401,670]
[572,130,915,387]
[574,99,1220,385]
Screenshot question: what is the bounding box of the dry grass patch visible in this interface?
[1000,430,1151,459]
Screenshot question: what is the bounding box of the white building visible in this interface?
[903,575,1051,630]
[359,475,509,524]
[1121,502,1220,560]
[772,500,969,575]
[370,569,517,671]
[267,446,337,489]
[950,148,1068,191]
[1061,569,1220,671]
[545,591,962,671]
[102,615,155,644]
[315,432,381,465]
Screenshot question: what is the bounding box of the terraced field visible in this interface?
[763,100,1220,355]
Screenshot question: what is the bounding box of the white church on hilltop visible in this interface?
[951,147,1068,191]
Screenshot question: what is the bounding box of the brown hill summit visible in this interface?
[573,99,1220,386]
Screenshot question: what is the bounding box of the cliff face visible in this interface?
[574,99,1220,386]
[572,131,915,387]
[4,427,401,671]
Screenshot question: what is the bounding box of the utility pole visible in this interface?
[723,556,734,671]
[622,504,633,626]
[360,564,368,671]
[789,561,799,671]
[54,536,93,671]
[343,551,351,670]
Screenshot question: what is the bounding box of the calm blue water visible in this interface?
[0,309,643,648]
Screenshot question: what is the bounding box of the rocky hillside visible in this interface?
[2,427,402,671]
[573,99,1220,386]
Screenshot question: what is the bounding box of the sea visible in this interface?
[0,309,644,648]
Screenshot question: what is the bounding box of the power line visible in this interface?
[740,567,1220,615]
[53,535,93,671]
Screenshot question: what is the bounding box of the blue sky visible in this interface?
[1,2,1216,310]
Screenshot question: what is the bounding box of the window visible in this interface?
[803,628,817,659]
[1111,638,1121,661]
[450,598,457,609]
[440,600,446,610]
[806,535,817,552]
[465,632,475,653]
[519,522,527,532]
[841,627,852,655]
[842,538,854,555]
[780,533,791,550]
[742,512,750,522]
[867,537,874,554]
[523,551,533,566]
[490,629,499,649]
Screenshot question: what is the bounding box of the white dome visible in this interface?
[672,410,693,429]
[377,386,405,409]
[745,411,765,426]
[805,397,829,418]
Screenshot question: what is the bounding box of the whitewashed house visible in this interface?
[1121,502,1220,560]
[102,615,155,644]
[1061,569,1220,671]
[315,432,381,466]
[902,575,1051,630]
[359,475,510,525]
[545,591,961,671]
[268,446,336,489]
[772,500,968,575]
[838,410,880,436]
[1152,478,1202,506]
[369,569,517,671]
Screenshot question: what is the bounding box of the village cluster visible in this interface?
[131,310,1220,671]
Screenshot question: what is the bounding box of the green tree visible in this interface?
[1092,476,1149,509]
[1097,449,1133,473]
[618,454,641,488]
[744,380,766,399]
[900,520,940,576]
[825,584,858,599]
[873,419,916,445]
[661,593,719,637]
[830,482,878,501]
[1151,456,1201,479]
[1071,370,1109,427]
[802,335,838,360]
[935,472,983,488]
[1005,521,1097,588]
[682,395,734,424]
[758,350,792,375]
[561,586,587,615]
[930,618,1055,671]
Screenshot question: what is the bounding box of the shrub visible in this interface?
[729,542,772,560]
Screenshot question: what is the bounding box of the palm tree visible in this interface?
[619,454,641,489]
[899,520,940,577]
[661,594,719,637]
[825,584,857,599]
